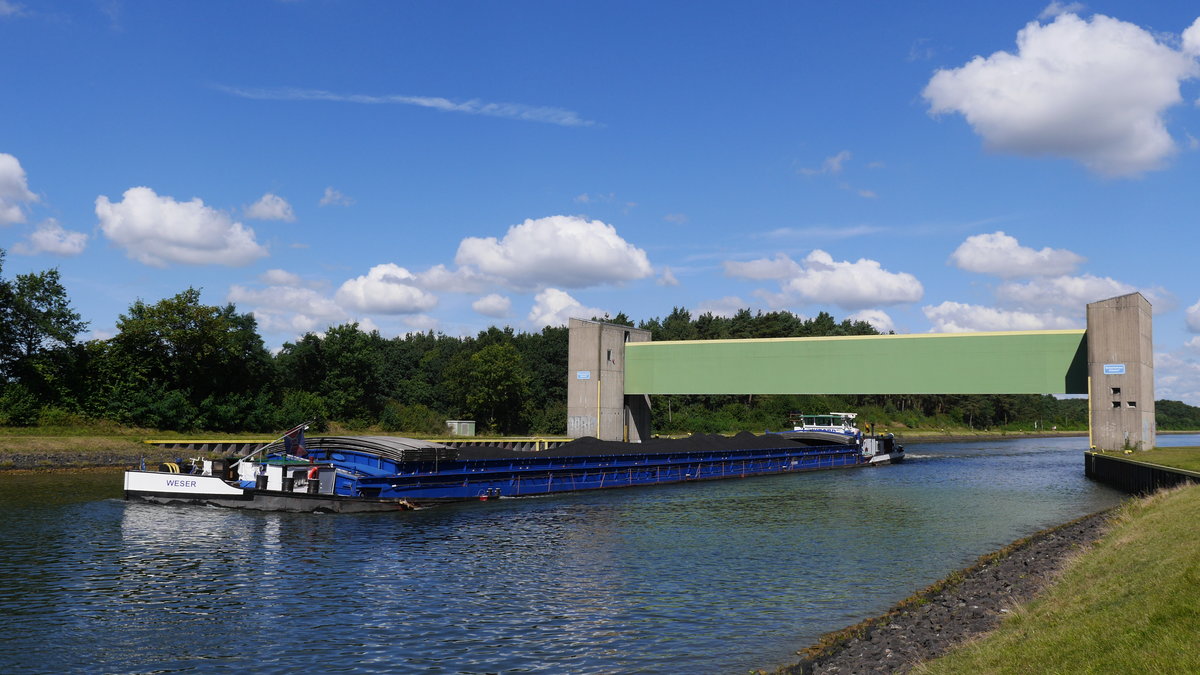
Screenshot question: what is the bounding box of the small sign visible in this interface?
[1103,364,1126,375]
[576,370,592,380]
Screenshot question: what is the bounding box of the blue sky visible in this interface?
[3,1,1200,403]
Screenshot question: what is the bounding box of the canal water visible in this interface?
[0,435,1162,674]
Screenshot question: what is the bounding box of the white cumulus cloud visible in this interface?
[924,12,1200,177]
[401,314,438,333]
[924,301,1080,332]
[472,293,512,318]
[0,153,38,225]
[723,253,802,281]
[1185,18,1200,57]
[528,288,605,328]
[848,309,896,333]
[1187,300,1200,333]
[1154,350,1200,406]
[950,231,1085,278]
[245,193,295,221]
[455,215,652,289]
[728,250,923,310]
[229,283,348,334]
[259,269,304,286]
[697,296,750,318]
[12,219,87,256]
[416,263,490,293]
[335,263,437,314]
[95,187,267,267]
[996,274,1138,310]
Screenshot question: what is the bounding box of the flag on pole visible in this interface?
[282,424,307,457]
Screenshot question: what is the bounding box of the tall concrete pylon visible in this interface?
[1086,292,1155,451]
[566,318,652,442]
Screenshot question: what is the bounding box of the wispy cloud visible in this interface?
[798,150,852,176]
[1039,1,1085,20]
[216,85,598,127]
[0,1,26,18]
[319,186,353,207]
[758,225,887,239]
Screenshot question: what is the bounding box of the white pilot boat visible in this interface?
[778,412,904,465]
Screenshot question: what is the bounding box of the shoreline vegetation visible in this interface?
[771,509,1114,674]
[918,482,1199,673]
[771,485,1200,674]
[0,426,1196,471]
[5,267,1200,441]
[770,452,1200,674]
[1091,445,1200,473]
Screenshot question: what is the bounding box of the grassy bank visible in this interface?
[918,484,1200,674]
[892,428,1087,443]
[1092,446,1200,473]
[0,424,278,469]
[0,425,1189,471]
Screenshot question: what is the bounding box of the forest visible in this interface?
[2,251,1199,435]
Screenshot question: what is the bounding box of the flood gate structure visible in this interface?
[567,293,1154,450]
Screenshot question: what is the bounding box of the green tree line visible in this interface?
[2,251,1198,434]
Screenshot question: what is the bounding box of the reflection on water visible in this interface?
[0,435,1146,674]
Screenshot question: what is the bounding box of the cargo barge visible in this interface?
[124,425,902,512]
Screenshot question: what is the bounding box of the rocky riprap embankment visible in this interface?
[779,510,1112,674]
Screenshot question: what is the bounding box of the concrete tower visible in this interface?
[1087,293,1155,451]
[566,318,652,441]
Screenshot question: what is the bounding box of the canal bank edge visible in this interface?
[0,429,1109,470]
[771,508,1114,675]
[1084,450,1200,493]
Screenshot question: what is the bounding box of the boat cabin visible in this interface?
[790,412,858,432]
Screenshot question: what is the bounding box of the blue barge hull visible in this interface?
[125,433,899,511]
[313,444,864,503]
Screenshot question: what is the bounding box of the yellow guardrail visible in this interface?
[144,437,574,452]
[144,439,275,444]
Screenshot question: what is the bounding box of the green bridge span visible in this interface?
[567,293,1154,451]
[623,330,1088,395]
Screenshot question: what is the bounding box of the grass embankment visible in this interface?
[0,423,279,469]
[0,423,505,469]
[918,484,1200,674]
[1093,446,1200,473]
[892,428,1086,443]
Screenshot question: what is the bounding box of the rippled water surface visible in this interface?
[0,436,1156,674]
